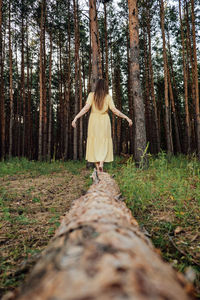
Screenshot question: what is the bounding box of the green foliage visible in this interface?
[114,153,200,219]
[109,153,200,294]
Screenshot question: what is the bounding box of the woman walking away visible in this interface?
[72,79,133,172]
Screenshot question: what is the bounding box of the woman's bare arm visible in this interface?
[72,103,91,128]
[111,107,133,127]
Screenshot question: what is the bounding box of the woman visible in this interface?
[72,79,133,172]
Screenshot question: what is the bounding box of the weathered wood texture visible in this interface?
[16,173,192,300]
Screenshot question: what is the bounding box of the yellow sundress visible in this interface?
[85,92,115,163]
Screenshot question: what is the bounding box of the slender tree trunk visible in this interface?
[179,0,191,154]
[143,27,151,152]
[160,0,173,154]
[104,2,109,91]
[88,20,92,92]
[30,55,33,159]
[111,42,116,154]
[73,0,79,160]
[26,21,32,159]
[128,0,147,165]
[0,0,5,160]
[114,64,122,155]
[9,0,13,158]
[126,27,134,154]
[38,0,44,161]
[168,66,181,153]
[21,0,26,157]
[64,0,71,160]
[79,58,83,160]
[89,0,102,91]
[15,42,21,157]
[147,3,160,154]
[47,30,53,162]
[185,0,196,151]
[59,33,64,158]
[42,0,47,160]
[77,2,83,160]
[191,0,200,158]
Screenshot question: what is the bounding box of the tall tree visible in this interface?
[191,0,200,159]
[9,0,13,158]
[103,2,109,90]
[38,0,44,161]
[0,0,5,160]
[47,29,53,162]
[147,0,160,153]
[21,0,26,156]
[128,0,147,164]
[89,0,102,91]
[179,0,190,153]
[160,0,173,154]
[73,0,79,160]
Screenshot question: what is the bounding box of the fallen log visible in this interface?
[15,172,193,300]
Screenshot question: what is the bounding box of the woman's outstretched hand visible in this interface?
[72,119,77,128]
[127,118,133,127]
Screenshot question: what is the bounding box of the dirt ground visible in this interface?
[0,168,90,298]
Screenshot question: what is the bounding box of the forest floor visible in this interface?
[0,159,91,298]
[0,155,200,299]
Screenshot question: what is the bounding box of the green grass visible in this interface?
[0,157,86,177]
[107,152,200,296]
[0,155,199,297]
[0,159,90,297]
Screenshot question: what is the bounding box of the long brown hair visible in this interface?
[94,79,108,110]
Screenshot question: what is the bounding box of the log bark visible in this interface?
[16,173,192,300]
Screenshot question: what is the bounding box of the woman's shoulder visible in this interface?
[105,93,112,101]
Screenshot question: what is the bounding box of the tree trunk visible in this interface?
[168,66,181,153]
[79,57,83,160]
[104,2,109,91]
[9,0,13,158]
[16,173,192,300]
[38,0,44,161]
[143,27,151,152]
[128,0,147,165]
[64,0,71,160]
[160,0,173,154]
[47,30,52,162]
[179,0,191,154]
[191,0,200,159]
[78,2,83,160]
[21,0,26,157]
[147,2,160,154]
[111,43,116,154]
[26,21,32,159]
[73,0,79,160]
[42,0,47,160]
[89,0,102,91]
[0,0,5,160]
[127,27,134,154]
[114,64,122,156]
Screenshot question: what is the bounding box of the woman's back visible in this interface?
[86,92,115,114]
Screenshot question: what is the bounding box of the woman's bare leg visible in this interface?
[99,161,104,172]
[95,162,100,171]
